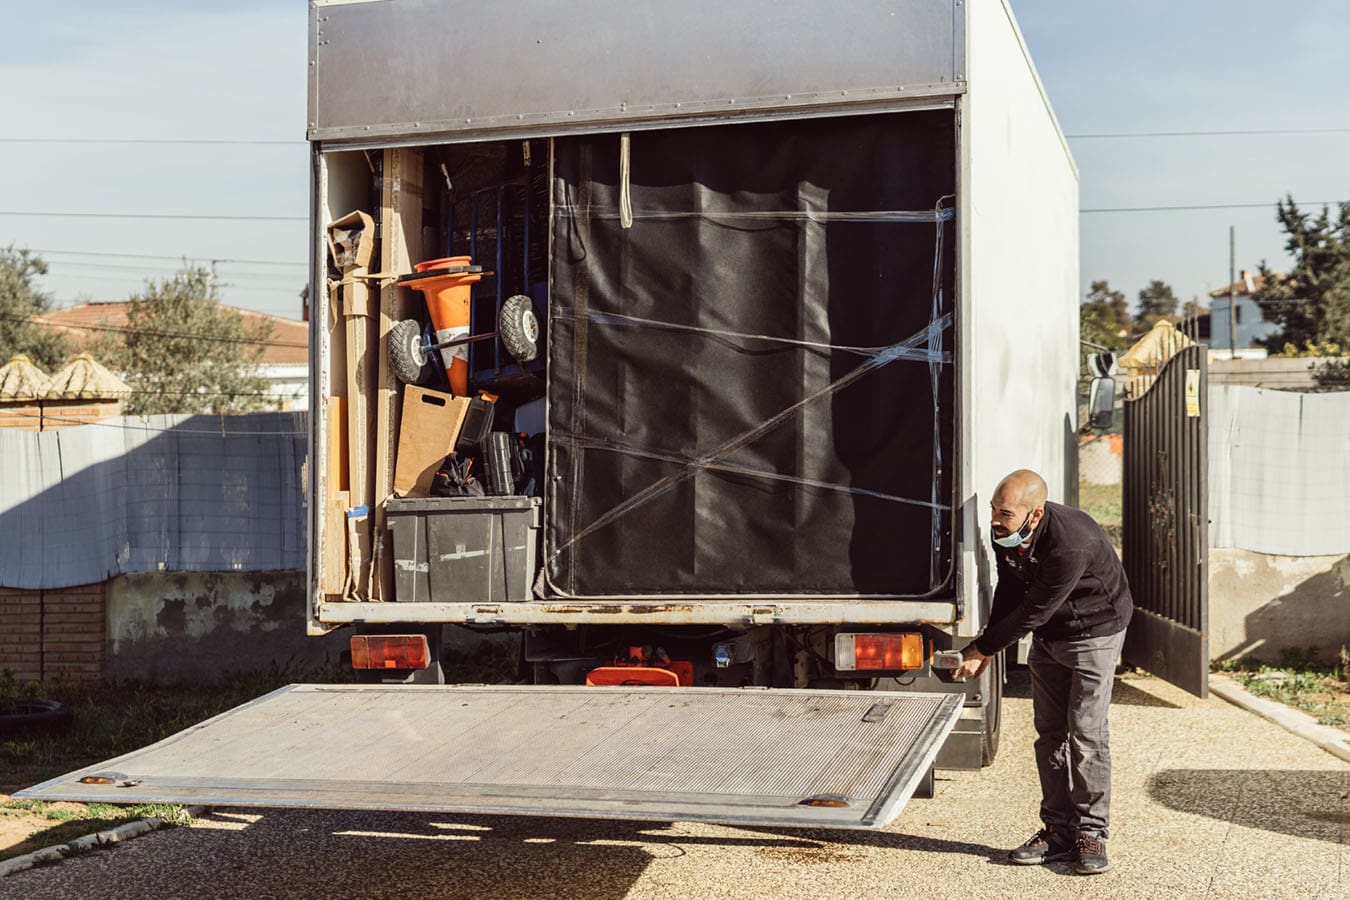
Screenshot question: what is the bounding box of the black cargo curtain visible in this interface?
[546,111,956,597]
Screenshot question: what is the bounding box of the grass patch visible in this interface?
[1077,482,1122,526]
[0,799,195,863]
[1213,647,1350,730]
[1,660,357,795]
[1077,482,1122,549]
[1,661,358,861]
[0,644,516,860]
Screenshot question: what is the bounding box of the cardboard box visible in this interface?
[326,210,376,272]
[394,386,471,498]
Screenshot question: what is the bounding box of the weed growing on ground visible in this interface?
[1,659,356,794]
[0,660,359,861]
[1213,646,1350,729]
[0,799,193,862]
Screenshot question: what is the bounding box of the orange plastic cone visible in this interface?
[403,256,483,396]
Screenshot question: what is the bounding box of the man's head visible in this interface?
[990,469,1048,547]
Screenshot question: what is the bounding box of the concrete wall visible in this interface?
[1209,549,1350,665]
[1208,357,1349,391]
[105,571,348,683]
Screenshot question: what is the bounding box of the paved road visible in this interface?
[5,671,1346,900]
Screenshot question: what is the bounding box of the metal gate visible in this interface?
[1121,343,1209,698]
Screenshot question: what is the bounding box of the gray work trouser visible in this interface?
[1027,629,1126,839]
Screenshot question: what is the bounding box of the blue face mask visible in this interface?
[992,511,1034,549]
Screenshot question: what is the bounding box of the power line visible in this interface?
[2,408,307,436]
[35,259,300,279]
[2,312,308,348]
[34,273,301,294]
[1067,127,1350,140]
[5,128,1349,144]
[0,211,306,222]
[0,138,303,146]
[24,248,305,267]
[1082,200,1348,214]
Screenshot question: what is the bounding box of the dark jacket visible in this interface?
[973,501,1132,655]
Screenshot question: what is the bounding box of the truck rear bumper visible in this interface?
[314,599,959,630]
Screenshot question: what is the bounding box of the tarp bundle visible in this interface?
[546,112,957,598]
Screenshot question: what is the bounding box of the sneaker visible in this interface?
[1008,826,1075,865]
[1074,833,1110,874]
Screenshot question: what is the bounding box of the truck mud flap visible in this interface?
[16,685,962,830]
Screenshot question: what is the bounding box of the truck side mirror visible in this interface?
[1087,351,1117,379]
[1088,377,1115,430]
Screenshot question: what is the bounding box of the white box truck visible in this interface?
[20,0,1082,830]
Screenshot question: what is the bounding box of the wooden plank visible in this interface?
[372,148,425,601]
[326,396,349,492]
[321,489,349,597]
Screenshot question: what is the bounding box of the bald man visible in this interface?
[954,469,1132,875]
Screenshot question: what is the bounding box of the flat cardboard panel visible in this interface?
[373,148,424,600]
[394,387,471,499]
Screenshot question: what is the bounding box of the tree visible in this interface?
[106,266,276,415]
[1080,280,1131,352]
[1180,297,1206,322]
[1251,196,1350,350]
[0,246,70,370]
[1133,279,1179,330]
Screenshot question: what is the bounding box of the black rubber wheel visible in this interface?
[0,699,72,738]
[981,650,1005,766]
[388,318,435,385]
[499,295,539,364]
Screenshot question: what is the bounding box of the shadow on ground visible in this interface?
[1148,769,1348,843]
[1003,665,1181,709]
[9,807,1017,900]
[1110,679,1182,708]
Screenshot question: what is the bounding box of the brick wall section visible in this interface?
[0,583,106,682]
[0,403,43,431]
[42,584,106,680]
[0,589,43,681]
[40,401,122,430]
[0,400,121,431]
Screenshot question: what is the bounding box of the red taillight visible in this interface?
[834,632,925,672]
[349,635,430,670]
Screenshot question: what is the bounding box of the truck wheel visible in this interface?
[388,318,435,385]
[499,295,539,364]
[981,651,1005,766]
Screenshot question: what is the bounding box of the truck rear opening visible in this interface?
[18,685,962,831]
[312,109,957,616]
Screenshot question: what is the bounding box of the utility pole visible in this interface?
[1229,225,1237,360]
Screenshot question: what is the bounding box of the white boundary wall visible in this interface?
[1209,385,1350,555]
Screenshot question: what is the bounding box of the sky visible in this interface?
[2,1,1347,320]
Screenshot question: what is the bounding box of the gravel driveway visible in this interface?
[5,670,1345,900]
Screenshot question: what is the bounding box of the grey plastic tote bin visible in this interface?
[385,496,542,603]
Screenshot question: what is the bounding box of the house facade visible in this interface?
[36,301,309,411]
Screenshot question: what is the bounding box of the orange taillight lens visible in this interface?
[349,635,430,670]
[834,632,925,672]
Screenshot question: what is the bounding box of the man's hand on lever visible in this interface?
[954,645,991,681]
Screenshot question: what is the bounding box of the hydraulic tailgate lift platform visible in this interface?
[18,684,962,830]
